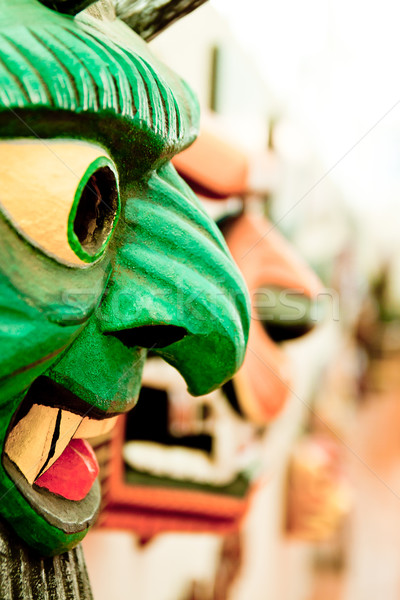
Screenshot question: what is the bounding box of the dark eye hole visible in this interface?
[73,166,119,257]
[255,286,316,343]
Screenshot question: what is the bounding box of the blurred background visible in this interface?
[83,2,400,598]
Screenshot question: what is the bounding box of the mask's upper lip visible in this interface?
[16,375,126,421]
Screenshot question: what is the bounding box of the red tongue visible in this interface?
[34,439,99,501]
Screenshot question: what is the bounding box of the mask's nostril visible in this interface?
[107,325,187,349]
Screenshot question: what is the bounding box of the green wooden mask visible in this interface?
[0,0,250,555]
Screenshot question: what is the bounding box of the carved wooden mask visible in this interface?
[0,0,249,555]
[224,214,321,423]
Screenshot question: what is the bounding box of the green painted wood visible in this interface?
[0,0,250,557]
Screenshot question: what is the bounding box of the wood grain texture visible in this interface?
[0,519,93,599]
[114,0,208,41]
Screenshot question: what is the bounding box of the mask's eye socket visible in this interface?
[0,140,120,267]
[69,160,120,263]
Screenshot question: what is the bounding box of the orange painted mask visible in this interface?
[223,213,322,423]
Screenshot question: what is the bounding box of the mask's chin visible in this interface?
[2,376,118,539]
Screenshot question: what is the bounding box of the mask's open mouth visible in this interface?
[2,376,118,534]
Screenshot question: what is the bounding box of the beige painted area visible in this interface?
[75,415,118,439]
[5,404,60,484]
[0,140,112,266]
[4,403,118,484]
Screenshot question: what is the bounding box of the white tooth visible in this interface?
[4,405,82,484]
[74,415,119,440]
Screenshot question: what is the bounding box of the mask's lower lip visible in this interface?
[2,377,119,534]
[3,453,101,534]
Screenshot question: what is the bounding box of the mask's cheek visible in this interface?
[0,283,85,402]
[0,211,111,317]
[0,213,111,401]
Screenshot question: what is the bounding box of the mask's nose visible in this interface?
[47,163,250,412]
[98,164,250,397]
